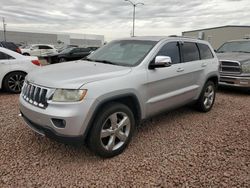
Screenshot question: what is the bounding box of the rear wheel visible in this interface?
[3,72,26,93]
[87,103,135,158]
[195,81,216,112]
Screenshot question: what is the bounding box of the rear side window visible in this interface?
[0,52,14,60]
[39,45,53,49]
[157,42,180,64]
[197,43,214,59]
[181,42,200,62]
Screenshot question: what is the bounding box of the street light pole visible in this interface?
[124,0,144,37]
[2,17,6,42]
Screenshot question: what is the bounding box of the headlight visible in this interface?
[52,89,87,102]
[242,62,250,74]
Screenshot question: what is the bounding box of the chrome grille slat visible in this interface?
[220,60,241,74]
[21,82,49,109]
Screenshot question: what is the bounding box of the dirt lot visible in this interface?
[0,88,249,187]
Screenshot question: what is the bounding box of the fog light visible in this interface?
[51,118,66,128]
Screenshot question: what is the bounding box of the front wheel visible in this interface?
[195,81,216,112]
[3,72,26,93]
[87,103,135,158]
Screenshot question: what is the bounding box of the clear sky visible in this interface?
[0,0,249,41]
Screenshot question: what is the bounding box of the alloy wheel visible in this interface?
[100,112,131,151]
[203,85,215,109]
[8,74,25,93]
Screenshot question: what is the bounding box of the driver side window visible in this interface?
[156,42,181,64]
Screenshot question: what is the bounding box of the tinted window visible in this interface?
[72,48,81,53]
[182,42,200,62]
[0,42,18,51]
[157,42,180,64]
[39,45,53,49]
[0,52,14,60]
[198,43,213,59]
[80,48,90,52]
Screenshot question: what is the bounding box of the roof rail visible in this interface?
[168,35,200,40]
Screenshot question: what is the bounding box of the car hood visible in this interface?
[26,60,132,89]
[216,52,250,64]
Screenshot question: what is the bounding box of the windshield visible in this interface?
[217,41,250,53]
[87,40,157,67]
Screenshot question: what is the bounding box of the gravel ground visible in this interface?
[0,88,249,187]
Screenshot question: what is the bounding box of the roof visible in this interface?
[182,25,250,33]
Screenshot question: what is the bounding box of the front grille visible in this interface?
[21,82,49,108]
[220,60,241,74]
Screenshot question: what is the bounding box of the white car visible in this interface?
[21,44,58,57]
[0,47,41,93]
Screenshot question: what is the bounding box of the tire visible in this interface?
[23,53,30,56]
[3,72,26,93]
[87,102,135,158]
[195,81,216,112]
[59,58,66,63]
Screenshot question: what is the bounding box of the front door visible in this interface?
[146,41,192,116]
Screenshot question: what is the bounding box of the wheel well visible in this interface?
[23,53,30,56]
[84,95,142,141]
[102,96,141,124]
[2,71,27,88]
[207,76,219,88]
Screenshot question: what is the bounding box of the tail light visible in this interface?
[31,60,41,66]
[16,48,22,54]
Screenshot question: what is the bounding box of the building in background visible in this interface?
[182,25,250,49]
[0,30,105,47]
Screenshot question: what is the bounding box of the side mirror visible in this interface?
[149,56,172,69]
[214,49,217,53]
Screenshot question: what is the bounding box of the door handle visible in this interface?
[202,63,207,67]
[177,68,184,72]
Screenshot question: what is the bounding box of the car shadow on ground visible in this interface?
[217,86,249,95]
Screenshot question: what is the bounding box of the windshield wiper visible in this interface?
[83,58,119,65]
[92,59,118,65]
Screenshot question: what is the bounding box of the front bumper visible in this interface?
[19,95,96,138]
[219,75,250,88]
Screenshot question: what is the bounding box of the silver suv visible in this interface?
[19,36,219,157]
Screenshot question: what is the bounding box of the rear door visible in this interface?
[179,41,207,99]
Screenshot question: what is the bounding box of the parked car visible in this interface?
[19,36,219,157]
[0,47,41,93]
[57,45,79,53]
[20,44,57,57]
[0,41,21,54]
[58,47,92,62]
[216,39,250,90]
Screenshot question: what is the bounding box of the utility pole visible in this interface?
[124,0,144,37]
[2,17,6,42]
